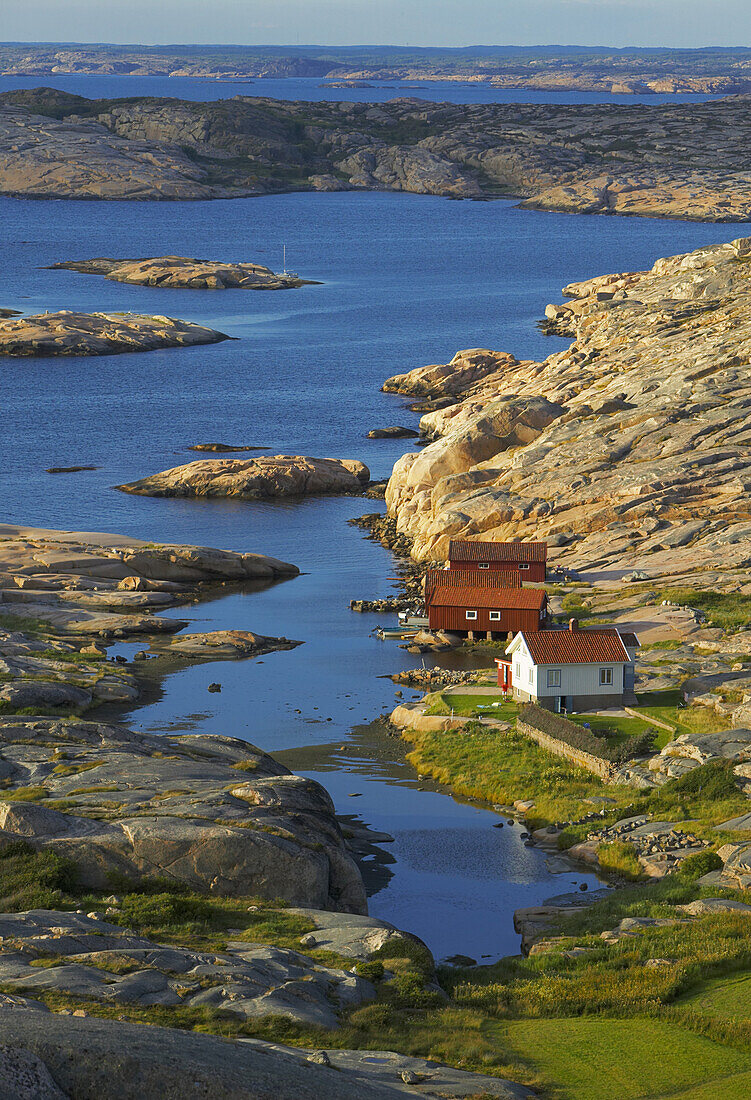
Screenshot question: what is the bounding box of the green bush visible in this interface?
[679,851,723,880]
[0,840,77,909]
[113,892,214,931]
[355,960,385,982]
[666,761,740,800]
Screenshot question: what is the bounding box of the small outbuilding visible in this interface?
[448,539,547,582]
[426,583,548,639]
[504,621,639,712]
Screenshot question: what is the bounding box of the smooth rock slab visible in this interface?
[117,455,371,500]
[0,310,230,357]
[0,1010,536,1099]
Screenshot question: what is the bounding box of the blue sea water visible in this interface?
[0,72,716,106]
[0,185,745,959]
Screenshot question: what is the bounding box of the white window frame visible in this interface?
[547,668,561,688]
[465,610,478,621]
[528,667,534,684]
[489,611,501,621]
[520,563,530,570]
[600,667,613,686]
[478,562,489,569]
[515,662,521,679]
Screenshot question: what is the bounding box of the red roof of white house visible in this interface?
[429,587,547,610]
[448,540,547,563]
[517,628,633,665]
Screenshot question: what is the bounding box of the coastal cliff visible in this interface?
[385,235,751,574]
[6,88,751,217]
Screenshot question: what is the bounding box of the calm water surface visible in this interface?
[2,189,747,960]
[0,72,716,105]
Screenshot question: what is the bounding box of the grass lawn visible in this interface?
[635,690,730,747]
[423,691,518,721]
[676,970,751,1019]
[568,712,655,748]
[500,1017,751,1100]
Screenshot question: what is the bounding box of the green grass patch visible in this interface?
[677,970,751,1020]
[658,588,751,632]
[423,692,518,720]
[597,840,643,880]
[501,1017,751,1100]
[402,722,636,827]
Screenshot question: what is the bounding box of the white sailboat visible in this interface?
[281,245,298,279]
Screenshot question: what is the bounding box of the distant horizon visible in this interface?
[3,41,751,53]
[3,0,751,51]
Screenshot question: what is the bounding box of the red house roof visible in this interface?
[425,569,522,591]
[448,540,547,563]
[518,629,632,665]
[429,587,547,610]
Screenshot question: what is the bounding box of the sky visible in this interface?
[2,0,750,49]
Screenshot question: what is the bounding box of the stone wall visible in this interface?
[516,720,614,781]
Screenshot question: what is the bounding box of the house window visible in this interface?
[528,667,534,684]
[489,611,501,621]
[547,669,561,688]
[515,662,520,679]
[465,610,478,621]
[600,667,613,686]
[520,563,530,570]
[478,562,489,569]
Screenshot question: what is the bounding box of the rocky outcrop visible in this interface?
[0,717,366,912]
[367,427,419,439]
[117,456,371,500]
[50,256,316,290]
[0,526,298,712]
[0,1010,534,1099]
[615,728,751,790]
[0,909,376,1029]
[0,310,230,357]
[385,236,751,572]
[0,105,249,200]
[9,89,751,217]
[160,629,301,659]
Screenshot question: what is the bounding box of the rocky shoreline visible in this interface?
[383,236,751,576]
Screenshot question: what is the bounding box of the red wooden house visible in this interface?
[426,583,548,639]
[447,540,547,583]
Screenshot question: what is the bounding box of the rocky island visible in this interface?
[0,310,230,357]
[7,87,751,217]
[50,255,317,290]
[117,455,371,499]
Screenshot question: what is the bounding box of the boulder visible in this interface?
[0,719,366,912]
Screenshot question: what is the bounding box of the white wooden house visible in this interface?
[504,620,639,712]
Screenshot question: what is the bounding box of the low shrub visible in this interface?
[679,851,723,881]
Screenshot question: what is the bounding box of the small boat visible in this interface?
[281,244,298,279]
[398,611,429,629]
[374,626,419,639]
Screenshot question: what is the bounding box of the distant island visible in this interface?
[3,86,751,218]
[4,43,751,94]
